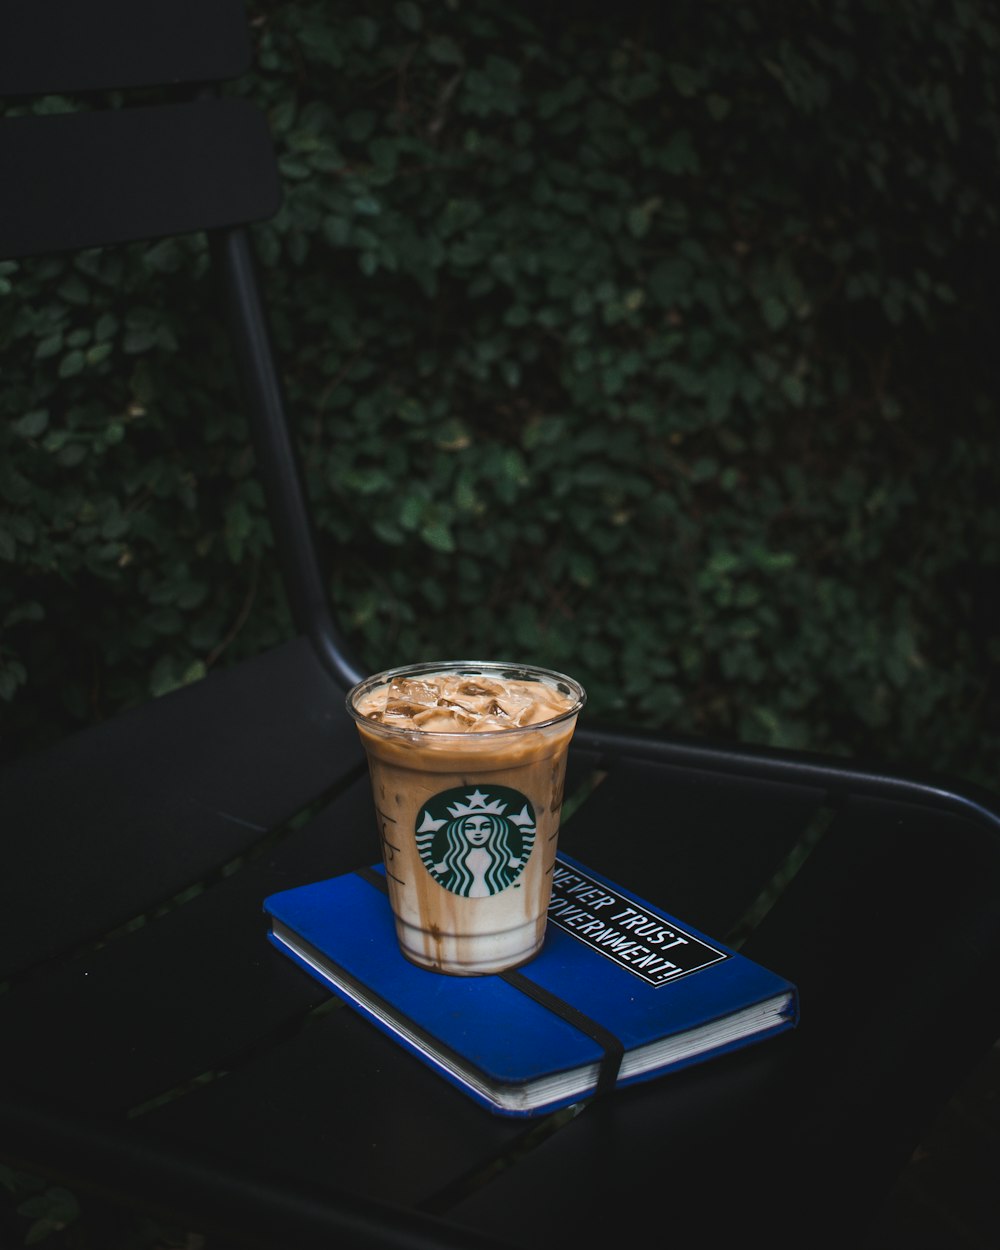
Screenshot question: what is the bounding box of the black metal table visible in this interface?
[4,640,999,1247]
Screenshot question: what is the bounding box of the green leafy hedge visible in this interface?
[2,0,999,788]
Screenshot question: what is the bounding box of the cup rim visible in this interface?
[345,659,586,740]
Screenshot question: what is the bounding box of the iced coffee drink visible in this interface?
[347,662,586,975]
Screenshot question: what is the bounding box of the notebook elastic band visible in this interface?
[500,967,624,1097]
[355,865,625,1099]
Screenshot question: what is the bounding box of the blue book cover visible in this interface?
[263,854,799,1118]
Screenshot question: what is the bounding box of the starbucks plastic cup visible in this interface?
[346,661,586,976]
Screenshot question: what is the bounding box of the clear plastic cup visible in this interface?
[347,661,586,975]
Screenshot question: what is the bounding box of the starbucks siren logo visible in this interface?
[415,785,536,898]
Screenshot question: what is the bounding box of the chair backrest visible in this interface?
[0,0,363,688]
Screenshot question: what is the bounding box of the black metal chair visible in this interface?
[3,4,999,1247]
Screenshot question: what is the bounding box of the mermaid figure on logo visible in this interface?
[415,787,536,898]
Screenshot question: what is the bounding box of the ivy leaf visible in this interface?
[428,35,463,65]
[668,62,701,98]
[761,297,788,329]
[421,520,455,552]
[394,1,422,32]
[14,409,49,439]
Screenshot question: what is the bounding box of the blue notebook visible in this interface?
[263,854,799,1118]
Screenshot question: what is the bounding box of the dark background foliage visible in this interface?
[2,0,999,789]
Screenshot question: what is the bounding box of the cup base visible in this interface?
[394,915,546,977]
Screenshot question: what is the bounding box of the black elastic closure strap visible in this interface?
[357,864,388,893]
[500,967,625,1098]
[355,865,626,1099]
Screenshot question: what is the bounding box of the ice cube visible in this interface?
[411,706,476,731]
[490,686,536,725]
[453,678,506,699]
[384,677,440,719]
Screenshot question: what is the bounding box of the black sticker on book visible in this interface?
[548,861,728,986]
